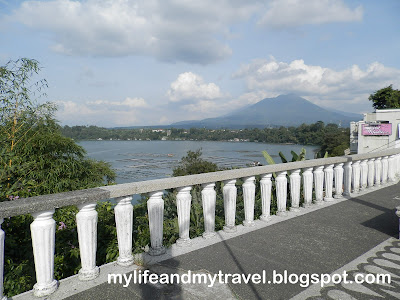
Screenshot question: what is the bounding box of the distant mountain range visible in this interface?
[171,94,362,128]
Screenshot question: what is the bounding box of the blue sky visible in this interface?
[1,0,399,127]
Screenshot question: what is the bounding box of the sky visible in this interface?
[1,0,399,127]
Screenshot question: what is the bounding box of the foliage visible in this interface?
[1,58,116,297]
[369,85,400,109]
[172,149,218,176]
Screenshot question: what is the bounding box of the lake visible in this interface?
[79,140,319,184]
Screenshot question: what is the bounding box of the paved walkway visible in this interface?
[19,184,400,300]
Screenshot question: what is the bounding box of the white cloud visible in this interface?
[233,57,400,111]
[258,0,363,28]
[10,0,260,64]
[55,97,149,126]
[167,72,224,102]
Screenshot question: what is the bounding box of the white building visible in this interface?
[350,109,400,154]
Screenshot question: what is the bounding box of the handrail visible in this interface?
[1,147,400,299]
[1,148,399,219]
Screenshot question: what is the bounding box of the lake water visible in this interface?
[79,140,319,184]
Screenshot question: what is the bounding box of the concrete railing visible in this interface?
[1,148,400,298]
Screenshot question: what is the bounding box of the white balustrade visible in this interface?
[176,186,192,246]
[147,192,166,255]
[260,174,272,221]
[313,166,324,204]
[31,210,58,297]
[343,161,352,196]
[276,171,288,216]
[396,154,400,176]
[381,156,389,185]
[360,159,368,190]
[374,157,382,187]
[115,196,135,263]
[367,158,375,188]
[289,169,301,211]
[324,164,334,202]
[201,183,216,238]
[388,155,396,182]
[223,179,237,232]
[76,203,99,280]
[333,163,344,199]
[351,160,361,193]
[302,167,313,207]
[0,219,5,300]
[242,176,256,226]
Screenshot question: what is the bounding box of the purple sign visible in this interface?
[362,123,392,136]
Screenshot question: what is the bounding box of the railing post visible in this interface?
[223,179,237,233]
[333,163,344,199]
[31,210,58,297]
[176,186,192,246]
[343,161,352,196]
[396,154,400,177]
[302,167,313,207]
[374,157,382,187]
[324,164,334,202]
[242,176,256,226]
[276,171,288,216]
[381,156,389,185]
[360,159,368,190]
[147,191,166,255]
[0,219,6,300]
[367,158,375,188]
[260,174,272,221]
[388,155,396,182]
[289,169,301,211]
[201,183,216,238]
[313,166,324,205]
[76,203,99,280]
[115,196,134,263]
[352,160,361,193]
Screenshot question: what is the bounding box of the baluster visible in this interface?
[334,163,344,199]
[388,155,396,182]
[147,191,166,255]
[313,166,324,204]
[242,176,256,226]
[76,203,99,280]
[176,186,192,246]
[290,169,301,211]
[276,171,288,216]
[223,179,237,233]
[0,219,5,300]
[381,156,389,185]
[367,158,375,188]
[260,174,272,221]
[360,159,368,190]
[352,160,361,193]
[31,210,58,297]
[374,157,382,187]
[201,183,216,238]
[324,164,334,202]
[396,154,400,177]
[343,161,352,196]
[302,167,313,207]
[115,196,135,263]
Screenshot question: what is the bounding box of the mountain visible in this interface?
[171,94,362,128]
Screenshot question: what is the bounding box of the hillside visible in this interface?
[172,94,362,128]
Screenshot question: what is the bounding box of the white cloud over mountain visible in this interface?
[233,57,400,108]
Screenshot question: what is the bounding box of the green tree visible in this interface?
[369,85,400,109]
[1,58,116,297]
[172,149,218,176]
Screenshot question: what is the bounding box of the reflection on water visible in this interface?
[79,140,319,184]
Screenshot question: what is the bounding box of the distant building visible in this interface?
[350,109,400,154]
